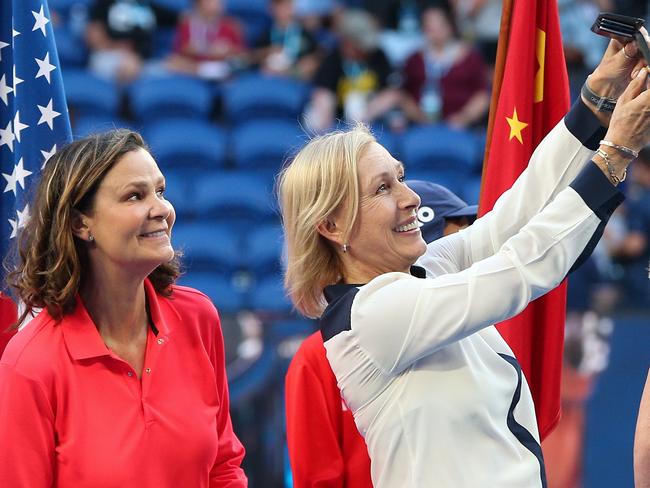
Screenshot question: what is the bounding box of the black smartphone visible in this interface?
[592,13,650,65]
[591,12,644,41]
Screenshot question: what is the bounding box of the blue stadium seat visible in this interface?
[407,170,461,195]
[231,119,305,172]
[143,119,227,170]
[194,171,278,223]
[54,26,88,67]
[401,124,482,175]
[245,223,284,277]
[150,0,191,13]
[225,0,271,46]
[128,75,213,121]
[460,176,482,205]
[222,74,309,125]
[178,272,246,313]
[72,116,131,139]
[250,275,293,313]
[161,168,197,220]
[63,69,120,118]
[172,221,243,274]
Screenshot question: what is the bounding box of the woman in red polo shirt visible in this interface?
[0,130,247,487]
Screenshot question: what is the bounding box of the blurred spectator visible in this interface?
[451,0,501,66]
[303,9,412,132]
[166,0,245,80]
[401,5,490,128]
[558,0,612,98]
[363,0,451,31]
[252,0,321,80]
[608,147,650,310]
[86,0,177,83]
[614,0,649,20]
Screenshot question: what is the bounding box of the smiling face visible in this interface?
[81,148,175,280]
[339,142,426,282]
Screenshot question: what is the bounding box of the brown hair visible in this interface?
[5,129,181,327]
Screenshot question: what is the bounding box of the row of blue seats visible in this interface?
[159,168,481,223]
[64,71,311,125]
[178,271,291,313]
[72,118,485,178]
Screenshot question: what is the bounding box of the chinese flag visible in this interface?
[479,0,570,440]
[0,294,17,358]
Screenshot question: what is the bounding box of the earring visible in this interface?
[341,244,348,253]
[88,235,94,242]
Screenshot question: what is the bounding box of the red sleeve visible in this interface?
[0,363,55,487]
[222,18,245,51]
[172,17,191,54]
[285,335,347,487]
[0,295,16,358]
[401,52,425,103]
[208,309,248,487]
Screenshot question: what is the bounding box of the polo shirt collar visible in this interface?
[323,265,427,304]
[62,279,171,360]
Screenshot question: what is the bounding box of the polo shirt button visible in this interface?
[157,338,164,345]
[127,371,133,377]
[145,368,151,374]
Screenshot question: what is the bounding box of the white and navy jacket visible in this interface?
[319,101,623,488]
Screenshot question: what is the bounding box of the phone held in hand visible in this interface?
[591,12,650,66]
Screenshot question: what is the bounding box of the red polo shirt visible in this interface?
[0,280,247,487]
[285,332,373,488]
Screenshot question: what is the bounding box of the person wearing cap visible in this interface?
[285,181,476,488]
[278,34,650,487]
[304,9,419,132]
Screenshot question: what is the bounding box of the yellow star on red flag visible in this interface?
[506,108,528,144]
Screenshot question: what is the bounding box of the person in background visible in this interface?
[608,146,650,309]
[253,0,321,80]
[285,180,476,487]
[86,0,177,83]
[279,36,650,486]
[401,4,490,128]
[166,0,245,80]
[0,130,247,486]
[304,9,418,132]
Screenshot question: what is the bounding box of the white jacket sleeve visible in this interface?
[418,100,607,277]
[352,164,622,375]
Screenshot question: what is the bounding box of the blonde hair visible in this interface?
[278,124,375,318]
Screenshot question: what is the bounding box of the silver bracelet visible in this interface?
[581,79,617,112]
[596,148,627,185]
[599,139,639,159]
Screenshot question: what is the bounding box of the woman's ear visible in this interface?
[316,218,344,247]
[70,209,91,242]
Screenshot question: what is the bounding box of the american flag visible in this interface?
[1,0,72,262]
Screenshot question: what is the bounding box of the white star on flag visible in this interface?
[13,65,23,95]
[3,158,33,196]
[0,120,15,151]
[13,111,28,142]
[35,52,55,83]
[40,144,57,168]
[0,40,8,61]
[0,74,12,105]
[37,99,60,129]
[12,28,20,38]
[9,204,31,238]
[31,6,50,37]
